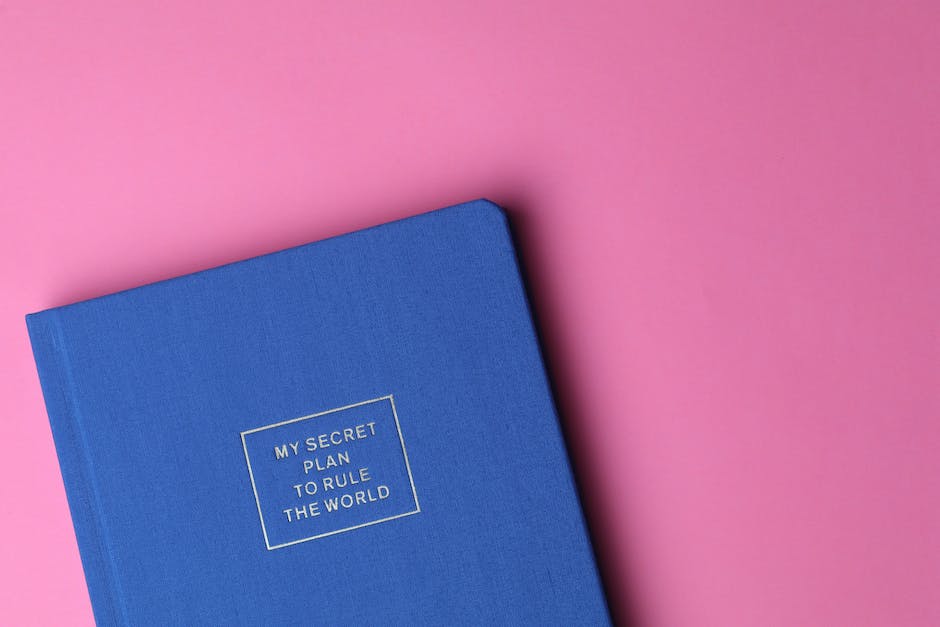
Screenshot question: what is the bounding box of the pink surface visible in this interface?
[1,2,938,625]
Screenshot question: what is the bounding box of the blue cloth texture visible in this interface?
[27,199,610,626]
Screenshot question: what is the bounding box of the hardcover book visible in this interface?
[26,199,610,625]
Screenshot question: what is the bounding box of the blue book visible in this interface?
[26,199,610,625]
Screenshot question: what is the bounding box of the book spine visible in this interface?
[26,311,127,626]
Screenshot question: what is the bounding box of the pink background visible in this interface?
[2,1,938,625]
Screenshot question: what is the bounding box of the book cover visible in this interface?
[26,199,610,625]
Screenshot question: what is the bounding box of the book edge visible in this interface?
[26,198,505,319]
[26,311,129,626]
[493,210,613,622]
